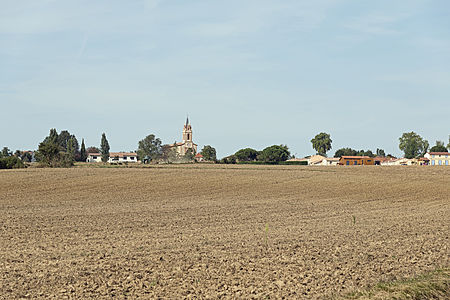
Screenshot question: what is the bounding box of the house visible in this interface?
[424,152,450,166]
[383,158,417,166]
[308,155,326,165]
[87,153,102,163]
[418,157,429,165]
[194,153,204,162]
[374,156,395,165]
[339,156,374,165]
[86,152,138,163]
[320,157,340,166]
[108,152,138,163]
[167,117,198,156]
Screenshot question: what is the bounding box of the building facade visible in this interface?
[424,152,449,166]
[339,156,374,165]
[168,117,198,156]
[87,152,138,163]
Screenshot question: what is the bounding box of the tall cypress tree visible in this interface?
[100,133,110,163]
[80,139,87,162]
[67,137,76,161]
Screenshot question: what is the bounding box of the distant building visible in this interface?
[86,152,138,163]
[108,152,138,163]
[168,117,198,156]
[320,157,340,166]
[87,153,102,163]
[194,153,204,162]
[339,156,374,165]
[308,155,326,165]
[424,152,449,166]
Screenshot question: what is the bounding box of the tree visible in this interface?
[184,148,195,161]
[43,128,59,145]
[311,132,332,157]
[235,148,259,162]
[448,135,450,150]
[87,146,100,153]
[161,145,179,163]
[200,145,217,161]
[1,147,12,157]
[376,148,386,157]
[136,134,162,162]
[399,132,429,158]
[66,137,76,160]
[334,148,357,158]
[21,152,33,163]
[0,156,25,169]
[80,139,87,162]
[259,145,290,163]
[100,133,110,163]
[430,141,448,153]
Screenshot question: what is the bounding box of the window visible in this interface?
[130,157,134,160]
[123,156,127,160]
[93,156,97,159]
[432,155,435,158]
[446,160,449,166]
[346,161,350,165]
[354,161,358,165]
[439,160,442,165]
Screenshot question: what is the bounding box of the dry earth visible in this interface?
[0,165,449,299]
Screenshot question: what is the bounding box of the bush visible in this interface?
[0,156,26,169]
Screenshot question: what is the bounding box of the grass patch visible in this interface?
[337,268,449,299]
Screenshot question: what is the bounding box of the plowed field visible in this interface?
[0,165,449,299]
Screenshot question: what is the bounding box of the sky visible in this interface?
[1,0,449,158]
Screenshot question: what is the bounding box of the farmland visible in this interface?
[0,165,449,299]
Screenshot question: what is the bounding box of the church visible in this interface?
[168,117,198,156]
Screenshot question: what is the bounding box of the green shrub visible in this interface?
[0,156,26,169]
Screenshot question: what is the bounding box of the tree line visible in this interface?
[309,131,449,159]
[1,129,449,169]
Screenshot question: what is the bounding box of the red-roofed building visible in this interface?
[194,153,204,162]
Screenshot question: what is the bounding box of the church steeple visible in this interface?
[182,116,192,142]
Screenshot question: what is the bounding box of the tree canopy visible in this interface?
[399,132,429,158]
[80,139,87,162]
[100,133,110,163]
[311,132,332,157]
[201,145,217,161]
[137,134,163,162]
[259,145,290,163]
[334,148,376,158]
[430,141,448,153]
[235,148,259,162]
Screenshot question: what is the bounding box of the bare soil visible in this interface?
[0,165,449,299]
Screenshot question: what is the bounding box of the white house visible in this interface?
[87,153,102,163]
[424,152,449,166]
[108,152,138,163]
[86,152,138,163]
[320,157,340,166]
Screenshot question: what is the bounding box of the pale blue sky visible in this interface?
[1,0,449,158]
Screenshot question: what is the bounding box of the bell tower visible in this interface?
[182,116,192,142]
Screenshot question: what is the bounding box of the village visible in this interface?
[1,117,449,169]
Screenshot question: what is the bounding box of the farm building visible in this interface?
[194,153,204,162]
[320,157,340,166]
[86,153,102,163]
[86,152,138,163]
[339,156,374,165]
[424,152,449,166]
[108,152,138,163]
